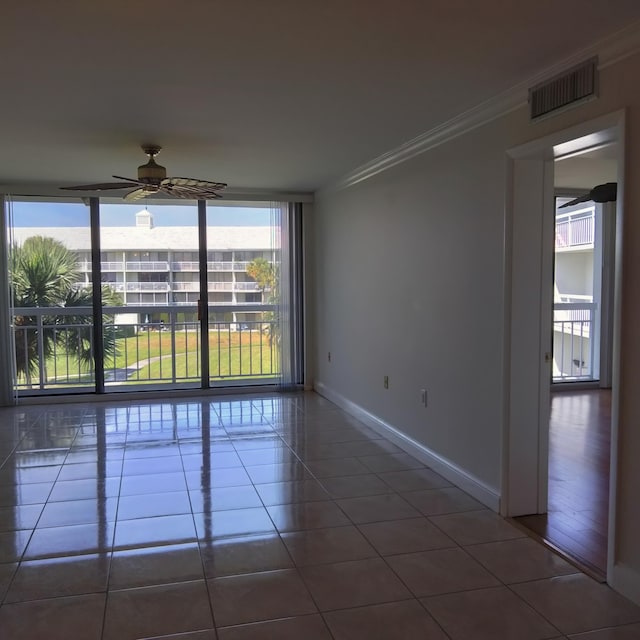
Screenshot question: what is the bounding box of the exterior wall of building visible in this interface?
[73,247,271,307]
[12,220,277,322]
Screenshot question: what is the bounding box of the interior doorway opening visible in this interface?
[504,111,624,586]
[515,142,618,579]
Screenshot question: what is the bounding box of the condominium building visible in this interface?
[12,209,277,325]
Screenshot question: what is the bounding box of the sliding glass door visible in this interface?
[4,196,303,397]
[9,198,95,392]
[99,199,202,390]
[205,201,280,386]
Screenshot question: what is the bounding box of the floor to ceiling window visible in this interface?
[99,199,202,390]
[8,198,95,392]
[4,196,303,399]
[552,197,605,383]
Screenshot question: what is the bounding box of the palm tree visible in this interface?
[246,257,280,347]
[11,236,121,386]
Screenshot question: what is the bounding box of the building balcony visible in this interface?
[555,208,594,251]
[553,297,597,382]
[125,282,171,292]
[172,282,259,292]
[208,282,260,292]
[171,261,252,272]
[172,282,200,292]
[125,261,170,271]
[171,261,198,271]
[78,261,125,272]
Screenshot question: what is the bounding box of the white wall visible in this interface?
[314,126,507,491]
[555,251,593,297]
[311,51,640,603]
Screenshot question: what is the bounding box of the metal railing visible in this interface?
[172,281,261,292]
[208,282,260,292]
[125,261,170,271]
[79,260,271,273]
[124,282,171,292]
[555,208,594,249]
[553,300,597,381]
[171,261,252,272]
[12,304,278,392]
[78,261,125,272]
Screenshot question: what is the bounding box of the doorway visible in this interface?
[503,111,624,585]
[515,141,618,578]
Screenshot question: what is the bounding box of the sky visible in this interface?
[10,201,272,227]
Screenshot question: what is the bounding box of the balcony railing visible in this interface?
[12,304,278,392]
[171,282,261,293]
[555,208,595,250]
[208,282,260,292]
[79,261,125,272]
[171,261,252,272]
[124,282,171,292]
[553,300,597,381]
[172,282,200,291]
[78,260,266,273]
[125,261,170,271]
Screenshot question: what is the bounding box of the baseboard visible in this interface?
[610,563,640,606]
[314,381,501,511]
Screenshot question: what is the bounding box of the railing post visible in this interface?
[37,313,45,390]
[198,200,210,387]
[589,303,597,380]
[170,308,177,384]
[90,198,105,393]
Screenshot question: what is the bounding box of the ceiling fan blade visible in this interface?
[558,193,592,209]
[60,181,136,191]
[113,175,146,186]
[559,182,617,209]
[160,177,227,200]
[123,188,156,202]
[164,177,227,190]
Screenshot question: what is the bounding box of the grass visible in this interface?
[18,330,278,388]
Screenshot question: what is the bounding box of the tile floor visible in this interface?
[0,391,639,639]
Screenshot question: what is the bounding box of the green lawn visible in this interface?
[20,330,278,388]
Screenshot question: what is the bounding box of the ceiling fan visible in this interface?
[559,182,617,208]
[60,145,227,201]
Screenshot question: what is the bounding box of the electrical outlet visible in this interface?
[421,389,428,407]
[384,375,389,389]
[328,351,331,362]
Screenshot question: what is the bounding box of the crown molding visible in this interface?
[320,21,640,196]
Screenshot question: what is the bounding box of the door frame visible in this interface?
[501,110,625,583]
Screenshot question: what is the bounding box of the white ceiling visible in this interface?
[2,1,640,194]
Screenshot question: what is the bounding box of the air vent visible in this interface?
[529,58,598,121]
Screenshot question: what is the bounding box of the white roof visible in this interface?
[11,225,275,251]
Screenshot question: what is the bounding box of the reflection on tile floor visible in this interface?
[0,392,639,639]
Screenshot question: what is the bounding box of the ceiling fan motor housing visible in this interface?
[138,157,167,184]
[138,146,166,184]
